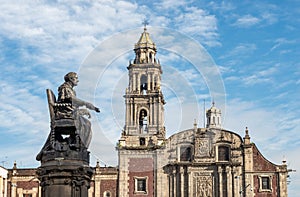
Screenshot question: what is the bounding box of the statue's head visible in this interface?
[64,72,79,86]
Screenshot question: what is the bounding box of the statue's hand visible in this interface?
[95,107,100,113]
[85,102,100,113]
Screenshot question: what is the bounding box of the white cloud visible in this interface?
[154,0,189,11]
[233,14,260,27]
[220,43,257,59]
[267,38,296,54]
[208,1,235,12]
[174,7,220,47]
[0,1,143,68]
[224,98,300,153]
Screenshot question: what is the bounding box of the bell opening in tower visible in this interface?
[140,75,147,95]
[139,109,148,134]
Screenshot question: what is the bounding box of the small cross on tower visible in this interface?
[142,19,149,31]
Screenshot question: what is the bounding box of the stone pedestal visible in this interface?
[37,149,93,197]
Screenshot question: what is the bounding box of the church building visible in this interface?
[2,28,289,197]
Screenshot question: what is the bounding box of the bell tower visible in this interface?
[118,27,167,197]
[120,26,166,147]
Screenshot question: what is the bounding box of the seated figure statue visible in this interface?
[37,72,100,161]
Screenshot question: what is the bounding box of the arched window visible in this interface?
[180,146,191,161]
[140,137,146,146]
[218,146,230,161]
[103,191,111,197]
[139,109,148,133]
[149,52,153,63]
[140,75,147,95]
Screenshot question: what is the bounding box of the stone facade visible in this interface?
[6,163,40,197]
[0,166,8,197]
[4,162,117,197]
[2,28,289,197]
[116,28,289,197]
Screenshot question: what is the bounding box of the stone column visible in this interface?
[149,97,152,125]
[158,97,161,126]
[125,98,129,127]
[152,99,155,126]
[226,166,232,197]
[169,172,173,197]
[188,171,192,197]
[173,168,177,197]
[180,167,185,196]
[133,73,136,92]
[137,73,141,93]
[147,73,151,91]
[11,182,17,197]
[152,74,155,90]
[0,177,3,197]
[94,175,101,197]
[278,161,288,197]
[38,185,41,197]
[130,99,133,126]
[177,146,180,162]
[154,101,157,126]
[4,178,7,197]
[218,166,223,197]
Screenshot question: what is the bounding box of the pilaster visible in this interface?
[218,166,223,197]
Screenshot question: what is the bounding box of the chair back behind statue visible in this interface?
[46,89,56,123]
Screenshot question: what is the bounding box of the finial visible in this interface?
[282,155,287,165]
[96,160,100,168]
[142,19,149,31]
[13,161,17,169]
[212,100,215,107]
[194,119,197,127]
[244,127,251,144]
[245,127,249,135]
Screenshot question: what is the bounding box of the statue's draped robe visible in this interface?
[57,82,92,148]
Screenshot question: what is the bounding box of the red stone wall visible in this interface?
[252,145,279,197]
[252,145,276,171]
[128,158,154,197]
[17,181,39,190]
[100,179,118,197]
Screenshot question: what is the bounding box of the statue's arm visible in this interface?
[72,96,100,113]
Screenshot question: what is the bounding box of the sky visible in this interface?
[0,0,299,195]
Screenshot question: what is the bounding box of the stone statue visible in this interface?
[36,72,100,161]
[36,72,98,197]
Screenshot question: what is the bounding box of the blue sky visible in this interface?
[0,0,299,195]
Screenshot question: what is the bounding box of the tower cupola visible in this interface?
[206,102,222,128]
[133,27,157,64]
